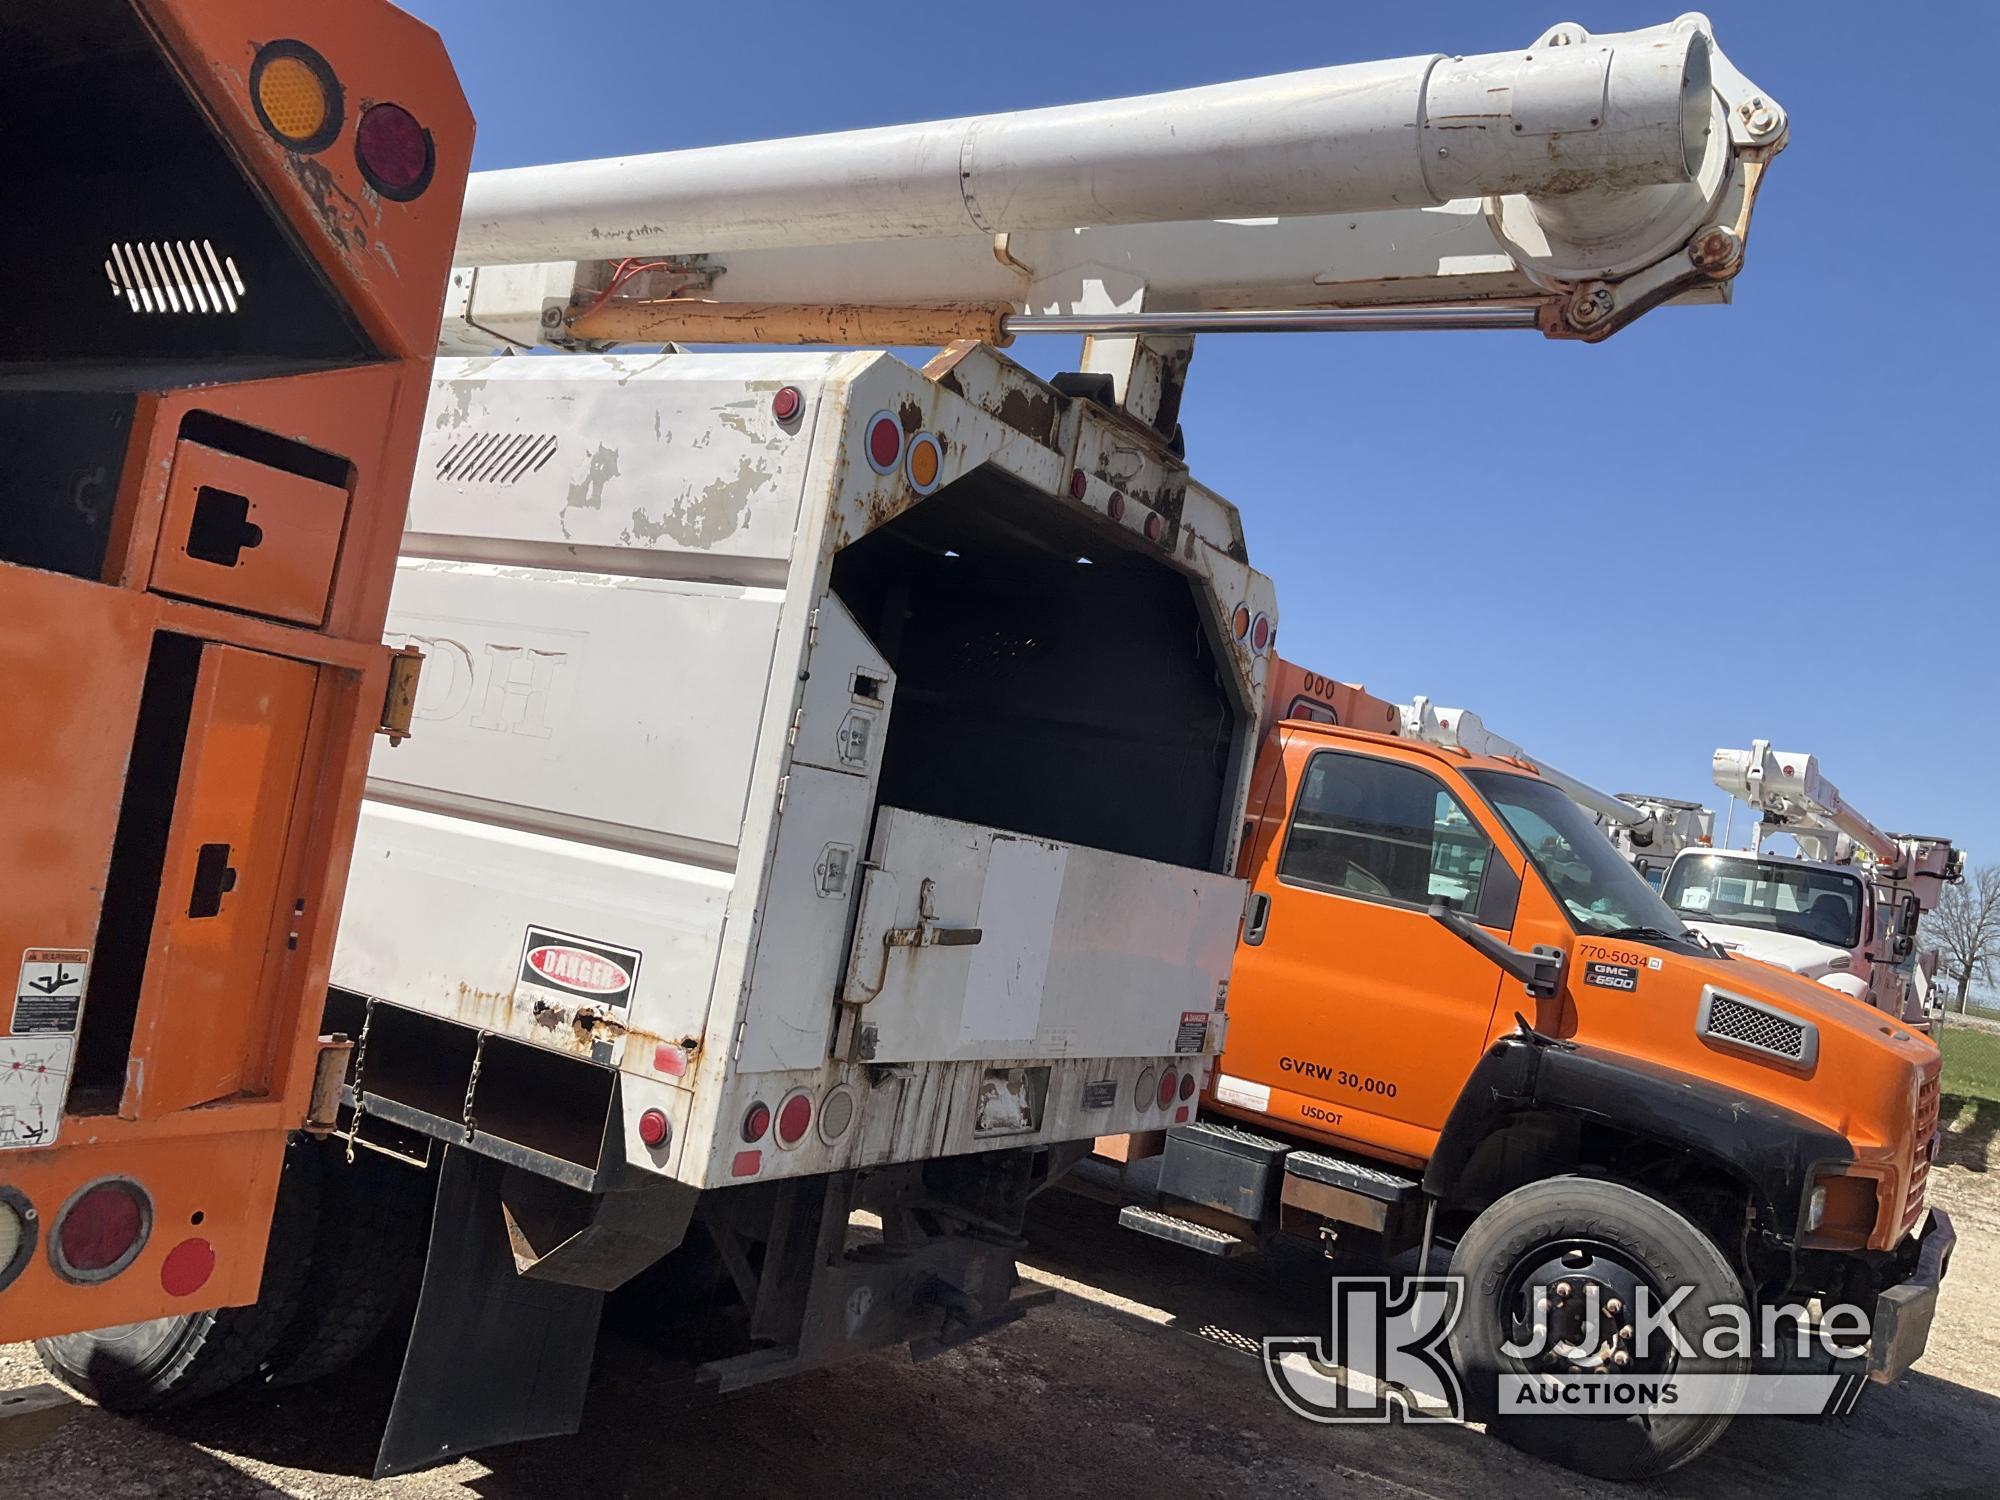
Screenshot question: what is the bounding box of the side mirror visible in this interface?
[1428,900,1565,999]
[1893,934,1915,960]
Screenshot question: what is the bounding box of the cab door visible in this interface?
[1219,737,1520,1164]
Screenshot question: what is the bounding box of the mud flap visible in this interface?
[374,1146,604,1478]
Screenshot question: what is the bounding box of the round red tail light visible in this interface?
[1107,492,1126,522]
[1250,613,1272,652]
[638,1108,672,1148]
[776,1092,814,1147]
[772,386,803,422]
[1179,1070,1197,1102]
[1157,1068,1179,1111]
[742,1101,773,1142]
[1069,469,1088,499]
[1144,512,1165,544]
[356,103,435,201]
[51,1178,151,1283]
[865,412,903,474]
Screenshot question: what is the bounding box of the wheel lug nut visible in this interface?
[1605,1299,1623,1318]
[1612,1350,1631,1369]
[1554,1281,1572,1301]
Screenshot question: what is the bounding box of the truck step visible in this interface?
[1283,1150,1421,1205]
[1118,1205,1250,1257]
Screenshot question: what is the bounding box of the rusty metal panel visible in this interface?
[150,441,349,624]
[126,645,316,1116]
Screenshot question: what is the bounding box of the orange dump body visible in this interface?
[0,0,471,1340]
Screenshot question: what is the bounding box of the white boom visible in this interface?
[1711,740,1964,895]
[1397,700,1716,877]
[443,13,1785,356]
[1399,697,1636,827]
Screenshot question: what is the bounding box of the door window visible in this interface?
[1279,751,1491,911]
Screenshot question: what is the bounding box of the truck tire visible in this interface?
[35,1134,322,1410]
[256,1141,431,1389]
[1447,1175,1749,1480]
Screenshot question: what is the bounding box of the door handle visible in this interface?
[187,842,238,918]
[1244,891,1272,946]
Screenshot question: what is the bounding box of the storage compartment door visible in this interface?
[838,808,1242,1065]
[124,645,316,1116]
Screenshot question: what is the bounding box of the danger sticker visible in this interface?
[11,948,89,1036]
[1175,1010,1210,1054]
[517,927,641,1008]
[1584,961,1640,992]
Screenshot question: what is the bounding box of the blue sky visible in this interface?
[408,0,1997,864]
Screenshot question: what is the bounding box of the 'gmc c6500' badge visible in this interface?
[517,926,642,1007]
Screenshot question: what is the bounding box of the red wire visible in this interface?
[574,257,673,321]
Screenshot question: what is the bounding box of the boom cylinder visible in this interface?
[458,20,1713,266]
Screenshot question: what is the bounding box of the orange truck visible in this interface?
[0,0,470,1371]
[1116,660,1954,1479]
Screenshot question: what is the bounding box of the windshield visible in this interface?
[1467,771,1691,940]
[1660,854,1864,950]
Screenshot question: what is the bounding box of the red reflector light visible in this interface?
[638,1108,672,1148]
[1069,469,1088,499]
[1250,613,1271,652]
[1157,1068,1178,1111]
[160,1237,216,1298]
[1107,492,1126,522]
[772,385,803,422]
[1144,512,1165,544]
[1175,1105,1191,1124]
[865,412,903,474]
[742,1101,773,1142]
[776,1092,813,1147]
[731,1150,763,1178]
[653,1042,688,1077]
[53,1179,150,1282]
[356,103,435,201]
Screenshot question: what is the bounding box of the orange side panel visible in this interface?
[0,572,151,964]
[125,647,317,1118]
[149,442,349,625]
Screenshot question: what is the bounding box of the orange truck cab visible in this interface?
[1121,663,1953,1480]
[0,0,470,1362]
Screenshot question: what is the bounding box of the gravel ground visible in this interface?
[5,1163,1997,1499]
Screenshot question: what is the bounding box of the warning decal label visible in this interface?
[10,948,89,1036]
[0,1036,73,1150]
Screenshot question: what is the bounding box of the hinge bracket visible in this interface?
[378,644,424,746]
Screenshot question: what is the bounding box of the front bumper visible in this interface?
[1868,1207,1955,1383]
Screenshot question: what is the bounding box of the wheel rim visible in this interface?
[1500,1236,1675,1378]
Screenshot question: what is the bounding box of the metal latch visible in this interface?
[378,644,424,746]
[883,877,983,951]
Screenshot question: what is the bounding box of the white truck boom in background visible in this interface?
[1652,742,1965,1029]
[1398,698,1715,886]
[43,13,1793,1477]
